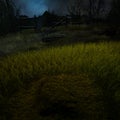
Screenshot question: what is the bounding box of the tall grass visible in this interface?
[0,41,120,119]
[0,42,120,92]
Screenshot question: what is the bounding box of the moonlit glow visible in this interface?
[14,0,48,17]
[26,1,47,16]
[14,0,68,17]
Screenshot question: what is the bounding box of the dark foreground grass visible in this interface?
[10,75,105,120]
[0,41,120,119]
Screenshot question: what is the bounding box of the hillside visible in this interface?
[0,25,120,120]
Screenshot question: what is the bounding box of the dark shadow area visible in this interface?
[39,101,84,119]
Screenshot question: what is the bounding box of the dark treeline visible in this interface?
[68,0,120,23]
[0,0,120,35]
[0,0,17,35]
[108,0,120,25]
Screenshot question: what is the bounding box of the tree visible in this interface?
[0,0,17,34]
[88,0,105,19]
[67,0,83,16]
[108,0,120,25]
[67,0,105,24]
[96,0,105,17]
[67,0,84,24]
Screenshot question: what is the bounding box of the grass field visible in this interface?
[0,25,120,120]
[0,42,120,120]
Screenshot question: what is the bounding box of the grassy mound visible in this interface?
[10,75,105,120]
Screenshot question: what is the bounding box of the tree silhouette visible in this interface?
[88,0,105,19]
[108,0,120,25]
[0,0,16,35]
[67,0,82,16]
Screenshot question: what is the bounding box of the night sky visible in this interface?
[14,0,68,17]
[14,0,111,17]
